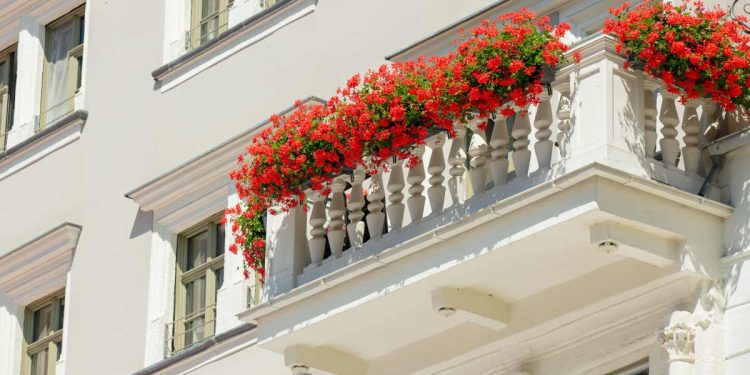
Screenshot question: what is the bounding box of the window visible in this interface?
[188,0,232,50]
[0,45,16,151]
[22,290,65,375]
[40,6,84,128]
[170,215,225,354]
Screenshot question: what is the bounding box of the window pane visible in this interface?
[215,223,225,257]
[75,55,83,90]
[0,60,9,86]
[0,52,15,133]
[30,349,48,375]
[32,304,53,342]
[215,267,224,291]
[186,231,208,270]
[55,341,63,361]
[185,277,206,315]
[78,17,85,45]
[202,0,220,17]
[45,19,76,123]
[184,315,205,346]
[58,298,65,330]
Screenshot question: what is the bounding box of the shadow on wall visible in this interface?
[723,152,750,307]
[130,209,154,239]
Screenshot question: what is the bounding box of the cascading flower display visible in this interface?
[604,0,750,110]
[224,9,572,281]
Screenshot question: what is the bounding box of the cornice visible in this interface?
[126,96,326,213]
[0,222,81,305]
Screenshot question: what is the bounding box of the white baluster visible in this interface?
[489,112,509,187]
[448,122,467,205]
[308,191,326,266]
[427,133,446,213]
[681,100,701,175]
[346,167,366,248]
[644,80,659,158]
[407,145,426,222]
[468,117,489,195]
[366,168,386,240]
[387,159,406,231]
[534,91,554,169]
[555,79,572,159]
[659,90,680,167]
[512,109,532,178]
[327,176,347,257]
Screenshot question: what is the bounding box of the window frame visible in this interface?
[172,214,225,353]
[40,5,85,129]
[188,0,230,50]
[21,289,66,375]
[0,44,16,151]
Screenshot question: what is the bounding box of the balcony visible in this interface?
[236,34,734,374]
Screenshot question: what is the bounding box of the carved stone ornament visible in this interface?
[657,323,696,363]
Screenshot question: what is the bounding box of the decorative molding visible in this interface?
[0,110,87,181]
[0,223,81,305]
[658,323,696,364]
[126,96,325,214]
[0,0,85,49]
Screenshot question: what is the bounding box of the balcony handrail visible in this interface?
[164,303,217,356]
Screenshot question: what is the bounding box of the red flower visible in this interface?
[225,9,572,279]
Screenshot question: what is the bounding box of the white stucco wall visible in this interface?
[0,0,747,374]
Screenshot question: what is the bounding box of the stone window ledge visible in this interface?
[0,110,88,181]
[152,0,317,91]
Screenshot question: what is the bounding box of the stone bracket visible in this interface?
[431,287,510,330]
[284,345,365,375]
[590,221,681,267]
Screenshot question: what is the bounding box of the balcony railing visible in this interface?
[261,34,733,299]
[164,304,216,357]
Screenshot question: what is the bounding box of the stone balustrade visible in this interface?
[261,34,728,298]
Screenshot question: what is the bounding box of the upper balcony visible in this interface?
[236,34,735,374]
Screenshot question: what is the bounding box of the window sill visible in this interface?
[152,0,317,92]
[0,110,88,181]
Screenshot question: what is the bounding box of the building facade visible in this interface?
[1,0,750,374]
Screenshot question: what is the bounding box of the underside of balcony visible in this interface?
[238,163,730,375]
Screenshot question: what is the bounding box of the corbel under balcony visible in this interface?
[0,222,81,305]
